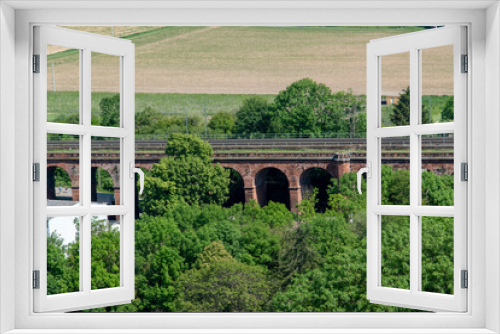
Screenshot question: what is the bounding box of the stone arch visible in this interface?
[223,167,245,208]
[91,167,116,205]
[255,167,290,210]
[300,167,334,212]
[47,165,72,201]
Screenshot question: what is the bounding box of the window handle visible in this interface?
[130,162,145,195]
[357,162,371,194]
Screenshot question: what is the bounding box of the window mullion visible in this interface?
[409,47,420,294]
[81,48,91,294]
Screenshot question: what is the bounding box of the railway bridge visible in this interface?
[47,138,454,211]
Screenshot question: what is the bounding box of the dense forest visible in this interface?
[47,133,454,312]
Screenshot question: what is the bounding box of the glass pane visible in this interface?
[47,134,80,206]
[91,215,121,290]
[421,217,454,294]
[421,45,454,124]
[381,215,410,290]
[47,45,80,124]
[91,52,121,127]
[381,137,410,205]
[381,52,410,127]
[421,134,454,206]
[91,137,120,206]
[47,216,80,295]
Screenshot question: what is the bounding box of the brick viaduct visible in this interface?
[47,148,454,211]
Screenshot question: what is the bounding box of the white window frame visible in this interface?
[33,25,136,313]
[1,2,498,333]
[366,26,467,312]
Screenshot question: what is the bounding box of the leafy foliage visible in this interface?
[99,94,120,127]
[165,133,213,162]
[47,159,454,313]
[176,261,273,312]
[208,111,235,134]
[235,96,273,134]
[390,87,432,126]
[441,96,454,122]
[270,78,351,134]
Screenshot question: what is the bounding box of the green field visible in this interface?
[47,92,276,122]
[48,91,451,126]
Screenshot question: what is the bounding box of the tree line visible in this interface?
[47,134,455,312]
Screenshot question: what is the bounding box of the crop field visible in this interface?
[47,26,453,123]
[47,91,276,122]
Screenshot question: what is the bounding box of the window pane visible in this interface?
[91,137,120,206]
[47,45,80,124]
[421,216,454,294]
[47,134,80,206]
[421,134,454,206]
[91,52,120,127]
[421,45,454,124]
[381,215,410,290]
[381,137,410,205]
[381,52,410,127]
[91,215,121,290]
[47,216,80,295]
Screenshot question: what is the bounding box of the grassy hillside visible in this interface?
[47,26,453,125]
[47,26,443,96]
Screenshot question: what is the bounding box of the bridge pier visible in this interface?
[289,187,302,213]
[114,188,121,205]
[244,187,257,203]
[243,177,257,203]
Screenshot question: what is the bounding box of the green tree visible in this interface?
[354,112,367,137]
[90,217,121,290]
[270,78,350,134]
[141,134,230,215]
[176,260,272,312]
[99,94,120,127]
[165,133,213,162]
[390,87,411,126]
[135,107,165,135]
[46,227,79,295]
[390,87,432,126]
[54,167,71,188]
[235,96,273,134]
[441,96,454,122]
[195,241,235,269]
[208,111,235,134]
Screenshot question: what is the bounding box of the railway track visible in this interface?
[47,137,454,152]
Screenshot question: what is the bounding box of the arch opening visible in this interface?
[300,167,334,213]
[91,167,115,205]
[223,168,245,208]
[47,166,73,202]
[255,167,290,210]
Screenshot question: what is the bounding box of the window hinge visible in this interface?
[461,54,468,73]
[33,54,40,73]
[33,270,40,289]
[33,163,40,182]
[461,162,468,181]
[461,270,468,289]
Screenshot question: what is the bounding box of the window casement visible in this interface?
[364,26,467,312]
[33,25,136,312]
